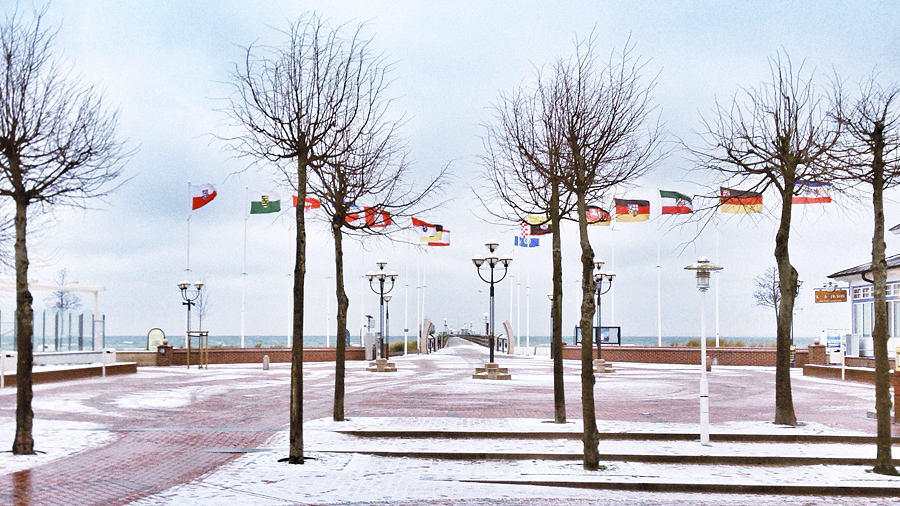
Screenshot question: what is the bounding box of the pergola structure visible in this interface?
[0,278,106,350]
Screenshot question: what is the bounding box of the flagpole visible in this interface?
[241,186,248,349]
[526,246,531,349]
[715,212,720,348]
[422,251,428,350]
[610,226,616,325]
[657,188,662,347]
[186,181,191,276]
[516,250,521,352]
[404,248,409,356]
[416,250,421,352]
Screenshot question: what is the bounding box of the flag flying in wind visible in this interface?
[249,190,281,214]
[614,199,650,222]
[515,220,540,247]
[659,190,693,214]
[412,217,443,242]
[527,214,552,235]
[427,229,450,246]
[586,206,612,226]
[291,195,322,211]
[720,187,762,213]
[792,181,832,204]
[190,184,217,210]
[364,207,391,228]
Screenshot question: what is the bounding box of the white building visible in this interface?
[828,253,900,357]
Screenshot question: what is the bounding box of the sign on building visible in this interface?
[815,289,847,303]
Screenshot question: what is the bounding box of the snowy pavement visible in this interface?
[0,337,898,505]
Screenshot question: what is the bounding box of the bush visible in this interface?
[389,339,417,354]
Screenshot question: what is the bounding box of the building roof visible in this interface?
[828,253,900,279]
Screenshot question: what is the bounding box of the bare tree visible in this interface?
[44,268,82,313]
[831,75,900,476]
[753,266,801,318]
[225,14,391,464]
[556,36,662,470]
[307,106,447,423]
[0,7,128,455]
[482,70,576,424]
[694,53,840,426]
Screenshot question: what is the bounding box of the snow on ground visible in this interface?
[128,417,900,506]
[0,418,114,474]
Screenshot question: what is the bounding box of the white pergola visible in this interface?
[0,278,106,350]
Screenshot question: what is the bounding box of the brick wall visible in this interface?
[0,362,137,387]
[163,347,366,366]
[562,345,781,367]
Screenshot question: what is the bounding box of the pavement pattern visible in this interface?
[0,337,897,505]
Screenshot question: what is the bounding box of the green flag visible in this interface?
[249,190,281,214]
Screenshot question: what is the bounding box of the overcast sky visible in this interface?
[3,0,900,342]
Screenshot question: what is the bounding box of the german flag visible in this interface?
[614,199,650,222]
[720,187,762,213]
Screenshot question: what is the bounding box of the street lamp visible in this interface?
[472,241,512,363]
[383,294,392,357]
[178,280,204,340]
[593,259,616,360]
[684,256,723,446]
[366,259,397,360]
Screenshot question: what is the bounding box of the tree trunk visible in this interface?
[869,124,898,475]
[12,198,34,455]
[576,193,599,469]
[333,222,350,422]
[774,182,798,426]
[288,157,308,464]
[550,180,566,424]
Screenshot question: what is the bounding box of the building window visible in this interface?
[853,286,873,300]
[853,301,874,337]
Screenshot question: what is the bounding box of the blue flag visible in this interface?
[515,236,539,248]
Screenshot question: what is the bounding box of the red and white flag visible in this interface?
[190,184,217,210]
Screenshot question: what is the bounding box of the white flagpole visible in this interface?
[516,248,521,351]
[715,212,720,347]
[526,247,531,349]
[326,275,331,348]
[657,188,663,347]
[404,248,409,355]
[422,252,428,345]
[611,226,616,325]
[186,181,192,276]
[241,186,248,349]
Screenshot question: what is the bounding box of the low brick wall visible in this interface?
[163,347,366,366]
[803,364,897,385]
[562,345,782,367]
[116,351,158,366]
[0,362,137,388]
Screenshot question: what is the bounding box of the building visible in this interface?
[828,253,900,357]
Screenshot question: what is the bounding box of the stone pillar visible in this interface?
[808,344,827,365]
[156,344,174,367]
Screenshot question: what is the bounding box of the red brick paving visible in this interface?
[0,340,895,505]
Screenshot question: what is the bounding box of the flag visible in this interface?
[427,229,450,246]
[586,206,612,226]
[515,236,539,247]
[364,207,391,228]
[249,190,281,214]
[720,187,762,213]
[291,196,322,211]
[516,221,540,247]
[614,198,650,222]
[412,217,444,242]
[659,190,693,215]
[792,181,832,204]
[190,184,217,210]
[526,215,552,235]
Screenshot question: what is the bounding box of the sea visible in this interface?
[98,334,817,351]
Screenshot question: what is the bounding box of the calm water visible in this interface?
[101,333,814,351]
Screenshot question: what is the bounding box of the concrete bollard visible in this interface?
[263,355,270,371]
[706,355,712,372]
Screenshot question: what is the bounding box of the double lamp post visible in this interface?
[472,241,512,363]
[366,259,397,360]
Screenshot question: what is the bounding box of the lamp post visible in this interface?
[366,259,397,360]
[593,259,616,360]
[685,256,723,446]
[472,241,512,363]
[178,280,203,341]
[383,294,392,356]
